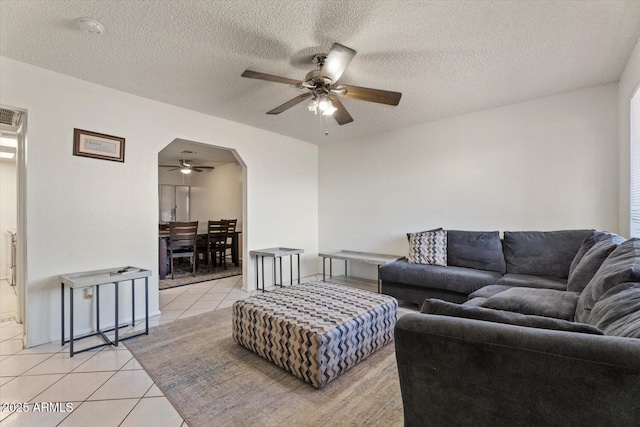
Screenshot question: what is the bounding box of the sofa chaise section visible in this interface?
[379,262,501,304]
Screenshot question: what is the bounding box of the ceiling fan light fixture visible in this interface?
[307,94,335,116]
[322,104,337,116]
[180,168,192,174]
[307,98,319,113]
[317,96,331,111]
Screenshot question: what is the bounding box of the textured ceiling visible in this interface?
[1,1,640,145]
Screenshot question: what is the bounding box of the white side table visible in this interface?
[250,248,304,291]
[318,250,404,292]
[59,266,151,357]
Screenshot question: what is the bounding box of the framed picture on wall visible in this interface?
[73,128,125,162]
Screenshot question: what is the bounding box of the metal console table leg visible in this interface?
[250,248,304,291]
[60,267,152,357]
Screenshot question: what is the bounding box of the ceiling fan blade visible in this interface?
[335,84,402,106]
[241,70,303,86]
[166,168,180,172]
[192,168,203,172]
[193,166,215,170]
[328,95,353,125]
[159,165,179,168]
[267,93,313,115]
[321,43,356,83]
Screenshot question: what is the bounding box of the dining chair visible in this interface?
[222,218,238,265]
[168,221,198,279]
[206,220,229,270]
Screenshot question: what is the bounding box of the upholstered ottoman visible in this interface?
[232,281,397,388]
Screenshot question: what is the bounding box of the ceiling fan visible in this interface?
[241,43,402,125]
[159,159,215,174]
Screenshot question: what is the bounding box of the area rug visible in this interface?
[159,265,242,290]
[124,308,403,427]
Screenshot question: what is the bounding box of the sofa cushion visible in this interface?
[567,234,624,293]
[421,298,603,335]
[496,274,567,291]
[407,228,447,266]
[588,283,640,338]
[502,230,592,279]
[575,239,640,323]
[446,230,506,273]
[462,297,487,307]
[480,288,580,321]
[569,231,614,278]
[379,260,501,295]
[468,284,514,299]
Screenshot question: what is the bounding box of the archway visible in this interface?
[157,138,248,290]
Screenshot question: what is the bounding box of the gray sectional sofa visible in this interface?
[380,229,592,305]
[393,231,640,426]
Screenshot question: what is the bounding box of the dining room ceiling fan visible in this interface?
[159,159,214,174]
[241,43,402,125]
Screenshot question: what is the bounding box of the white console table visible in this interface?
[319,250,404,292]
[250,247,304,291]
[59,266,151,357]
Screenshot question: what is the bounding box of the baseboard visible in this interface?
[25,309,162,348]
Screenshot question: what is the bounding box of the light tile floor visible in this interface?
[0,274,415,426]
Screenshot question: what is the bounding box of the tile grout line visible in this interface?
[116,397,144,427]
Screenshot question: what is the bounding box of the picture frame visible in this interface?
[73,128,125,162]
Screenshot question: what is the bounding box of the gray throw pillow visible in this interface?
[575,238,640,323]
[421,299,603,335]
[567,235,624,293]
[407,228,447,266]
[481,287,579,321]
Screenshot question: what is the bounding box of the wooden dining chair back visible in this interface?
[168,221,198,279]
[207,220,229,270]
[222,218,238,265]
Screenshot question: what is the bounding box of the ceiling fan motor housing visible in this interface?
[304,69,333,93]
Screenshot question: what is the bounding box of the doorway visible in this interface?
[0,106,26,331]
[157,139,247,288]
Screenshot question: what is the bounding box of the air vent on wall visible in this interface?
[0,108,22,127]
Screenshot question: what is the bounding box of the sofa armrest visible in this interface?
[395,313,640,427]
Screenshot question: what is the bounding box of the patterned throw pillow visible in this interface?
[407,228,447,266]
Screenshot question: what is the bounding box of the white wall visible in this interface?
[0,158,17,280]
[619,37,640,237]
[0,57,318,347]
[189,162,243,231]
[319,84,619,279]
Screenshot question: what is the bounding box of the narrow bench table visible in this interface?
[59,266,151,357]
[250,247,303,291]
[319,250,404,292]
[232,281,397,388]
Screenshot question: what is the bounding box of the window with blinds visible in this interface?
[631,86,640,237]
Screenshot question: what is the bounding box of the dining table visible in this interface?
[159,229,242,280]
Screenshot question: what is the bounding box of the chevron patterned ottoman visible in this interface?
[232,281,397,388]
